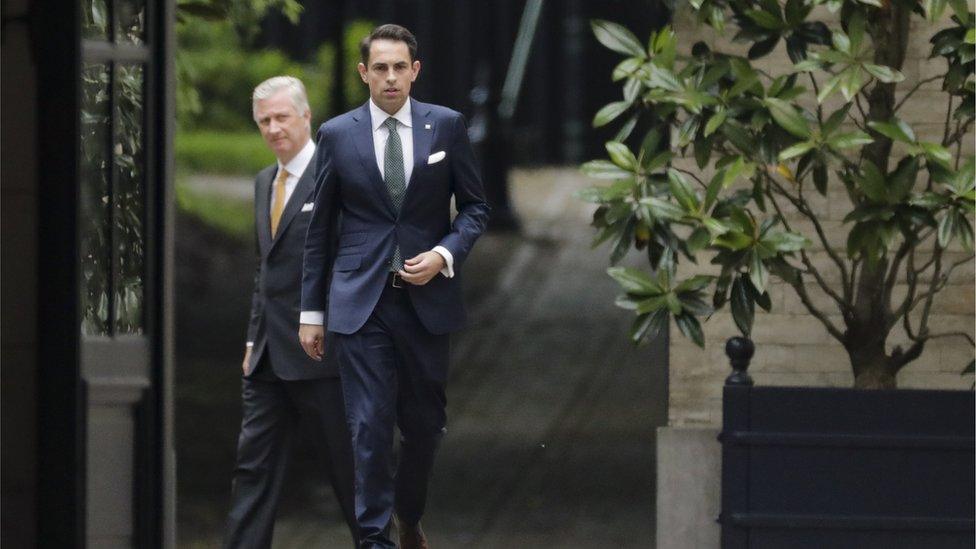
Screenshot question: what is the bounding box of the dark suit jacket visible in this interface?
[301,99,490,335]
[247,160,339,380]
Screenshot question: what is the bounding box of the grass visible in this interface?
[175,179,253,239]
[176,130,275,175]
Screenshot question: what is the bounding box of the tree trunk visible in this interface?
[851,355,898,389]
[844,1,913,390]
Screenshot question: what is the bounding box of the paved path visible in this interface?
[180,168,667,548]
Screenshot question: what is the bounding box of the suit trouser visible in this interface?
[223,357,358,549]
[336,282,449,549]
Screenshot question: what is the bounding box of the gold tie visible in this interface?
[270,168,289,238]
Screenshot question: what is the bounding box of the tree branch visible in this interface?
[765,184,853,320]
[767,175,853,303]
[894,75,945,112]
[671,166,708,189]
[790,274,848,342]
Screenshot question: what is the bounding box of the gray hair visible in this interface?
[252,76,310,119]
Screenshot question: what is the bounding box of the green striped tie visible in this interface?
[384,117,406,271]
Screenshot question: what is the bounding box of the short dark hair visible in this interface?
[360,24,418,64]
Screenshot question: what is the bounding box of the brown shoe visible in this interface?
[394,515,428,549]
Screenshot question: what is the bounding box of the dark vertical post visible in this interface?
[36,0,84,545]
[561,0,584,163]
[331,0,346,118]
[719,336,754,549]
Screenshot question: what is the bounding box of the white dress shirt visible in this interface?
[248,139,316,347]
[298,99,455,327]
[271,138,315,216]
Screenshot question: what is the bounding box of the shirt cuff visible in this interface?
[432,246,455,278]
[300,311,326,325]
[246,342,254,348]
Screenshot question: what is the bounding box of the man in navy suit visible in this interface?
[299,24,489,549]
[224,76,357,548]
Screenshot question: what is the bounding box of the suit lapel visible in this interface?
[269,166,315,250]
[351,103,396,217]
[404,98,434,209]
[256,167,274,255]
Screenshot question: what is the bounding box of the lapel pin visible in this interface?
[425,124,431,130]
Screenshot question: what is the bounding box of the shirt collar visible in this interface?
[280,138,315,179]
[369,98,412,132]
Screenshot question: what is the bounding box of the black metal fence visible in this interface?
[719,337,975,548]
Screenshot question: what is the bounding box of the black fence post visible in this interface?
[719,336,754,549]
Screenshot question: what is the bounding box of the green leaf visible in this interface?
[863,63,905,83]
[763,230,809,252]
[856,161,887,202]
[664,292,683,314]
[730,277,755,336]
[593,101,631,128]
[608,266,661,295]
[643,151,673,172]
[826,131,873,150]
[919,142,953,166]
[702,216,730,236]
[675,274,716,293]
[764,97,812,139]
[704,109,727,137]
[817,73,842,104]
[636,294,669,314]
[606,141,638,170]
[646,64,684,92]
[924,0,949,21]
[888,156,920,203]
[749,249,769,293]
[677,116,701,148]
[868,118,916,144]
[779,140,816,161]
[612,57,644,81]
[714,230,754,250]
[958,215,974,251]
[704,172,724,211]
[838,66,864,102]
[937,210,958,247]
[822,104,852,135]
[629,308,669,344]
[746,9,783,30]
[591,19,647,57]
[909,192,950,209]
[642,197,687,220]
[668,169,701,212]
[675,313,705,347]
[832,30,852,54]
[641,127,663,156]
[847,11,866,51]
[580,160,632,180]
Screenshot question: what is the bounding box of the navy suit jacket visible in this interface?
[301,99,490,335]
[247,162,339,379]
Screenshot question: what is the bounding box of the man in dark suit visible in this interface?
[299,25,490,549]
[224,76,357,549]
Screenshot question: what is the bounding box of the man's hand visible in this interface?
[242,346,252,374]
[399,251,446,286]
[299,323,325,361]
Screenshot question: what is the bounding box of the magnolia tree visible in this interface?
[580,0,975,388]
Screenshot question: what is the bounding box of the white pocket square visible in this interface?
[301,202,314,212]
[427,151,446,165]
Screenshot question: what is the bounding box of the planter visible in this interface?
[719,338,975,549]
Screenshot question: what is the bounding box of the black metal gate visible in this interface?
[719,337,975,549]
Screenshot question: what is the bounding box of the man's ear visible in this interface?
[358,63,368,83]
[411,60,421,81]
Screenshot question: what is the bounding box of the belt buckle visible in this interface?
[392,272,403,288]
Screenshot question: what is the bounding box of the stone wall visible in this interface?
[668,5,976,428]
